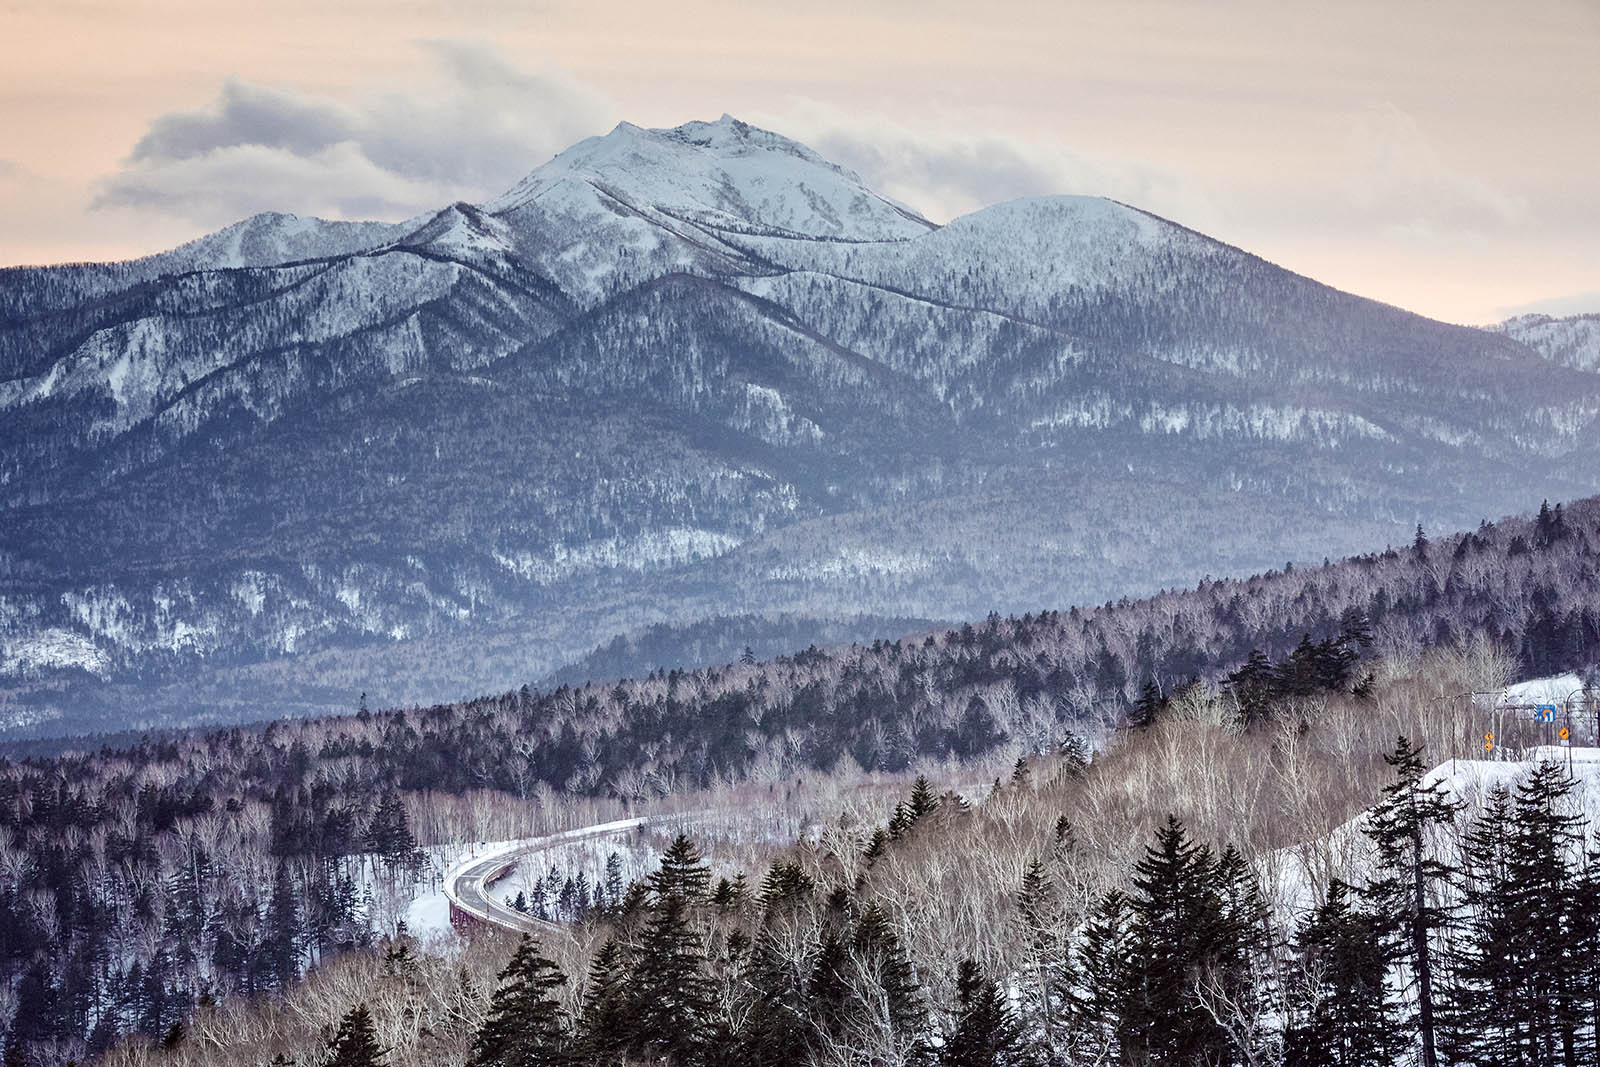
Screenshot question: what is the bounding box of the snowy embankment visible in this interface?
[1266,672,1598,918]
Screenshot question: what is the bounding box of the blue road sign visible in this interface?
[1537,705,1557,723]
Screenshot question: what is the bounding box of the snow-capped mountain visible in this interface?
[3,115,1598,733]
[1493,312,1600,374]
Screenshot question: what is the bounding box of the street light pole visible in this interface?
[1562,685,1597,769]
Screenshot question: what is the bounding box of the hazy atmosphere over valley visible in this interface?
[2,4,1599,1067]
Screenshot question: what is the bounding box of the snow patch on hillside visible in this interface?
[493,527,742,584]
[766,546,935,582]
[1493,313,1600,374]
[0,629,110,677]
[124,211,412,275]
[736,382,826,445]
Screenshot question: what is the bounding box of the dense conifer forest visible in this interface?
[1,496,1599,1064]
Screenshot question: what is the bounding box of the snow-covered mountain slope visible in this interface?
[2,115,1599,733]
[1493,313,1600,374]
[470,116,935,305]
[486,115,934,242]
[147,211,415,272]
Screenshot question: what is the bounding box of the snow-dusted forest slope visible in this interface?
[3,116,1598,732]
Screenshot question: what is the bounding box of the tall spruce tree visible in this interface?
[941,958,1028,1067]
[853,902,928,1060]
[1119,816,1244,1065]
[1014,858,1070,1051]
[649,834,713,906]
[631,892,715,1064]
[1575,834,1600,1064]
[576,938,634,1063]
[1447,784,1520,1064]
[325,1004,385,1067]
[907,777,939,823]
[1506,762,1586,1065]
[806,934,855,1055]
[467,935,571,1067]
[1209,843,1275,1056]
[1285,879,1393,1067]
[1360,737,1459,1067]
[266,860,302,989]
[1075,890,1135,1063]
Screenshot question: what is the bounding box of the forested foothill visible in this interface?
[1,496,1598,1064]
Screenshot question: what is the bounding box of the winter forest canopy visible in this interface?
[0,495,1598,1064]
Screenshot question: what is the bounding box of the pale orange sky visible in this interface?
[1,0,1596,324]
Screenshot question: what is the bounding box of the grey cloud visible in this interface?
[1343,103,1528,237]
[355,41,612,188]
[95,142,437,223]
[817,134,1071,212]
[128,80,359,164]
[95,44,615,228]
[777,108,1221,231]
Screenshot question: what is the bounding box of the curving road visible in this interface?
[447,849,560,934]
[444,814,695,934]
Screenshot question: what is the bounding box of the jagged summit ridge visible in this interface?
[480,114,936,243]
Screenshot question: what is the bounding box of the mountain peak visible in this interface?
[482,115,935,243]
[651,114,838,170]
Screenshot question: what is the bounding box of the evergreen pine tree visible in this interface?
[631,893,715,1064]
[649,834,712,906]
[728,924,812,1066]
[1225,649,1276,727]
[807,934,854,1051]
[1119,816,1238,1064]
[1285,880,1393,1067]
[1536,501,1556,546]
[1014,859,1070,1051]
[467,935,571,1067]
[941,959,1027,1067]
[887,802,913,841]
[864,826,891,864]
[1446,784,1519,1065]
[1574,832,1600,1065]
[577,938,634,1062]
[365,792,419,869]
[603,852,624,912]
[853,902,928,1056]
[266,860,302,989]
[1507,762,1586,1064]
[1075,890,1134,1063]
[325,1004,385,1067]
[908,776,939,822]
[1360,736,1460,1067]
[1131,680,1165,728]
